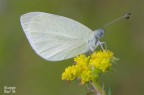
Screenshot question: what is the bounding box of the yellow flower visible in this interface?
[74,54,90,66]
[81,69,93,84]
[62,65,77,81]
[62,50,117,84]
[90,50,114,72]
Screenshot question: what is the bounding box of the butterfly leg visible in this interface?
[101,42,107,50]
[98,41,107,51]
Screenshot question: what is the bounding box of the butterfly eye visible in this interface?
[97,29,104,38]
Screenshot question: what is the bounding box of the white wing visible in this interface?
[20,12,94,61]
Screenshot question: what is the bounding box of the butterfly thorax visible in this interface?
[88,29,105,52]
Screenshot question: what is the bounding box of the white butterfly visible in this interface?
[20,12,106,61]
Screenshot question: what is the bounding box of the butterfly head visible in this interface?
[94,29,105,39]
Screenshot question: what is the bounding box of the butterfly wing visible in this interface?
[20,12,94,61]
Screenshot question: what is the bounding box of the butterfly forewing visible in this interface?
[21,12,94,61]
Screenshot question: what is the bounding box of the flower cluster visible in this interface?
[62,50,117,84]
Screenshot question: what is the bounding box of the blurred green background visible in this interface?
[0,0,144,95]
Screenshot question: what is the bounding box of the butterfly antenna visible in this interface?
[102,12,131,28]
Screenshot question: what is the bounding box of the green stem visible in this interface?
[91,79,106,95]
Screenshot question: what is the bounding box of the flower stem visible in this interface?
[91,79,106,95]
